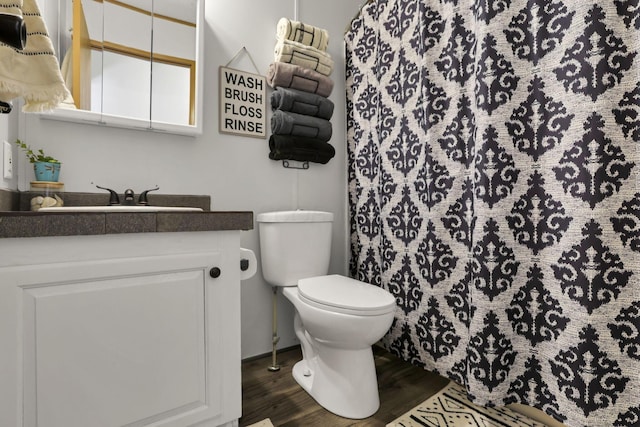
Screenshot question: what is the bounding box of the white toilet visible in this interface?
[257,210,396,419]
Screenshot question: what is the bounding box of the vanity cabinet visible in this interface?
[0,231,242,427]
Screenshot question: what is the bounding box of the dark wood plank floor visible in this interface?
[240,345,450,427]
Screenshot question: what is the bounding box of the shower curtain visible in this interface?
[345,1,639,426]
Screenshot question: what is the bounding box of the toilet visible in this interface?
[256,210,396,419]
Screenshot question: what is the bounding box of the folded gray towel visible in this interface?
[266,62,334,97]
[269,135,335,164]
[271,87,334,120]
[271,110,332,142]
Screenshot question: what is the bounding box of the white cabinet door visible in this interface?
[0,237,240,427]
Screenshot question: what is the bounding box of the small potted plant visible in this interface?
[14,139,61,182]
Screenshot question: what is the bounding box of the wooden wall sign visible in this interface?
[219,66,266,138]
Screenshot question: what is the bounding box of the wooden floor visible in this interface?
[240,345,450,427]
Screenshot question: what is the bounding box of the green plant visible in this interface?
[14,139,60,164]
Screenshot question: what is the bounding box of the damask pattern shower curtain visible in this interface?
[345,1,639,426]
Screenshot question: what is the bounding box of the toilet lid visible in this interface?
[298,275,396,316]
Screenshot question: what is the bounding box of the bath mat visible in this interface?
[387,382,545,427]
[246,419,274,427]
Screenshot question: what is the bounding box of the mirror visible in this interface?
[43,0,203,136]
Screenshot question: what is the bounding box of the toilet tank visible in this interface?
[257,210,334,287]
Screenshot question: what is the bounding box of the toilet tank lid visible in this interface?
[256,210,334,223]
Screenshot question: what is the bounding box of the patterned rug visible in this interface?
[387,382,545,427]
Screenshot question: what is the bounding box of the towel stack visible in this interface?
[267,18,335,164]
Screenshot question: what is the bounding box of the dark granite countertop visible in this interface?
[0,189,253,238]
[0,211,254,238]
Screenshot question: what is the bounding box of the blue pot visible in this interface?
[33,161,61,182]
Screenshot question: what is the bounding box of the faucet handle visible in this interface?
[95,185,120,205]
[138,186,159,205]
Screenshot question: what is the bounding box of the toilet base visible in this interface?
[291,345,380,419]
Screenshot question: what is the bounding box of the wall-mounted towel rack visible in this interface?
[282,160,309,169]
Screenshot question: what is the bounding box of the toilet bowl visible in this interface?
[283,275,395,419]
[257,211,397,419]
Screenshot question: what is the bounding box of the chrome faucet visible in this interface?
[96,185,159,206]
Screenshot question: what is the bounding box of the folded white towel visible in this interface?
[0,0,70,112]
[276,17,329,52]
[274,39,334,77]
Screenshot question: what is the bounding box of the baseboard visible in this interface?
[241,344,301,363]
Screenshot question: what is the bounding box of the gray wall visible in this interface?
[6,0,363,359]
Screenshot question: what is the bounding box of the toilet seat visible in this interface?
[297,275,396,316]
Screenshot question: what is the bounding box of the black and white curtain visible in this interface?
[345,1,639,426]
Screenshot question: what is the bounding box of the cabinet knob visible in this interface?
[209,267,221,278]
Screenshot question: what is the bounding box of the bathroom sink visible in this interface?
[38,206,204,213]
